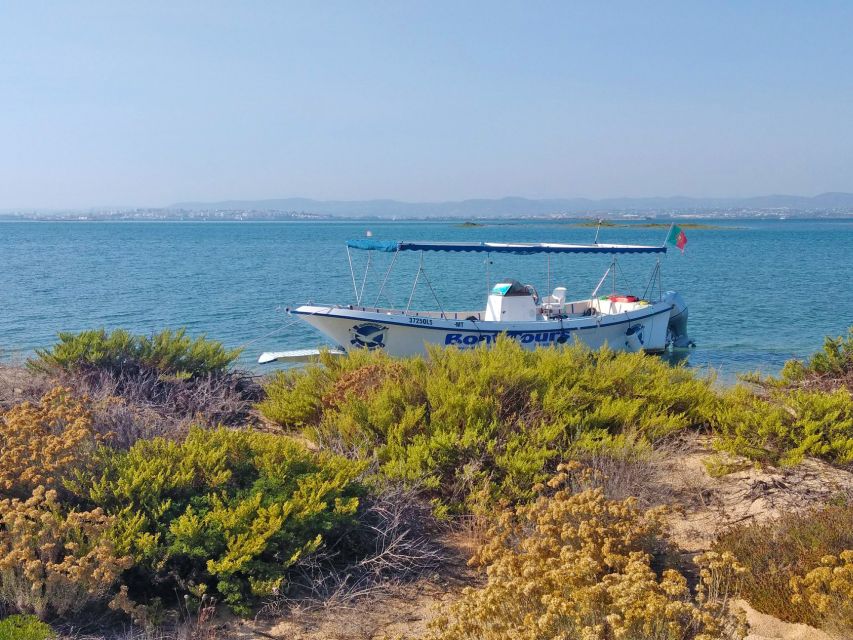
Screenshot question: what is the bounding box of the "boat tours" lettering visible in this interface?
[444,331,570,346]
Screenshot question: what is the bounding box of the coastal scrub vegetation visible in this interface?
[423,466,747,640]
[260,340,717,513]
[714,503,853,636]
[0,326,851,638]
[81,427,365,615]
[713,328,853,465]
[0,487,130,619]
[710,385,853,465]
[24,328,261,446]
[0,387,101,499]
[260,333,853,513]
[0,393,372,621]
[790,550,853,638]
[0,615,55,640]
[29,328,240,379]
[743,326,853,393]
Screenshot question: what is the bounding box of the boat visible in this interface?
[264,238,692,362]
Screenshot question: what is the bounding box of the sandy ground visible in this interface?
[656,436,852,640]
[736,601,834,640]
[0,363,45,408]
[658,435,853,553]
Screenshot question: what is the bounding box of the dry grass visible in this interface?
[714,503,853,629]
[422,466,747,640]
[62,368,263,447]
[259,485,446,619]
[0,364,264,449]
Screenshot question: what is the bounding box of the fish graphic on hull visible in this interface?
[349,323,388,350]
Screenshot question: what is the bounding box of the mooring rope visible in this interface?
[237,304,336,351]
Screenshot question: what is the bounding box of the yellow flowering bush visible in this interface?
[0,387,100,498]
[424,467,746,640]
[713,504,853,626]
[0,486,131,620]
[790,550,853,637]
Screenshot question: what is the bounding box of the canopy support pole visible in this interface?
[485,253,491,297]
[546,254,552,295]
[405,252,446,318]
[642,260,663,301]
[346,246,358,301]
[615,258,639,295]
[591,260,614,298]
[405,254,422,314]
[419,259,446,319]
[612,257,618,294]
[373,247,400,307]
[357,251,372,306]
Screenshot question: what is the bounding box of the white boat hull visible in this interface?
[291,301,674,358]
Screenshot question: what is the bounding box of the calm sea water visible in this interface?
[1,219,851,378]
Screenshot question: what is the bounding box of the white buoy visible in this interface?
[366,230,373,237]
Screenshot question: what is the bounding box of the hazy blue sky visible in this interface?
[1,1,851,209]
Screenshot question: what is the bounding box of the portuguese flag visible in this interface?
[666,224,688,253]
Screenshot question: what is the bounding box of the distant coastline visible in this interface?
[2,192,853,221]
[1,211,851,222]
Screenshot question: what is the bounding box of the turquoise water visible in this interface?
[1,219,851,378]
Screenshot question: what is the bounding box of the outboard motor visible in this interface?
[662,291,693,348]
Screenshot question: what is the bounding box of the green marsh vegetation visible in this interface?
[0,326,851,638]
[570,220,732,230]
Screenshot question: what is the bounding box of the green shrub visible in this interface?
[260,340,718,512]
[741,327,853,392]
[29,328,240,378]
[74,427,365,614]
[0,615,55,640]
[713,503,853,628]
[711,385,853,465]
[781,327,853,385]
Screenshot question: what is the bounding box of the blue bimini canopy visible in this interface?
[346,239,667,255]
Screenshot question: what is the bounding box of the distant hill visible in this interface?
[169,193,853,217]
